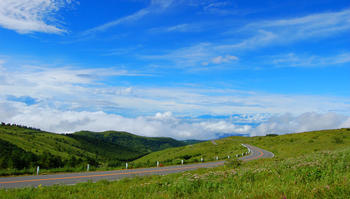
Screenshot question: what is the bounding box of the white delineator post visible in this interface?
[228,155,230,159]
[36,166,40,175]
[201,157,203,162]
[216,156,218,160]
[126,162,128,169]
[87,164,90,172]
[157,161,159,167]
[181,160,184,165]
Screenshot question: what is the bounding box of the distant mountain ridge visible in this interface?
[0,123,191,172]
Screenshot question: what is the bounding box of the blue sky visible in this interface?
[0,0,349,139]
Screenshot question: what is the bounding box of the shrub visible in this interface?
[224,159,242,168]
[333,136,344,144]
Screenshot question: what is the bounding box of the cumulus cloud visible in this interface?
[0,0,74,34]
[251,112,350,136]
[211,55,238,64]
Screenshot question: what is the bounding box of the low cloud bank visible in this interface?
[1,102,349,140]
[251,112,350,136]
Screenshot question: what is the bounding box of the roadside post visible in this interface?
[228,155,230,159]
[200,157,203,162]
[157,161,159,167]
[181,160,184,165]
[36,166,40,175]
[216,156,218,160]
[126,162,128,169]
[87,164,90,172]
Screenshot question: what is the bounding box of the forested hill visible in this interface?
[0,123,189,172]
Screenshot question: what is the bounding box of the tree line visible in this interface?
[0,122,41,131]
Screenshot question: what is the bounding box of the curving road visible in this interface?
[0,144,273,189]
[240,144,274,161]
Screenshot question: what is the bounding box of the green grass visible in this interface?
[1,140,349,198]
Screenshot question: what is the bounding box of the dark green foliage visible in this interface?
[0,138,37,169]
[0,139,65,170]
[70,131,186,155]
[266,134,278,137]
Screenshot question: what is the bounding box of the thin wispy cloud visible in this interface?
[149,23,208,33]
[1,58,349,117]
[222,8,350,49]
[272,52,350,67]
[0,0,74,34]
[146,8,350,69]
[82,0,175,37]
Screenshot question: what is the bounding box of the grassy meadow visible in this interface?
[1,129,350,198]
[1,128,350,198]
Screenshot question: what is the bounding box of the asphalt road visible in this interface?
[0,144,273,189]
[240,144,275,161]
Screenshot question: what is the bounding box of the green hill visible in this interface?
[133,128,350,166]
[0,124,190,175]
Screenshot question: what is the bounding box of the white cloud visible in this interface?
[1,58,350,139]
[1,60,350,117]
[0,0,73,34]
[1,102,349,139]
[251,112,350,136]
[0,102,252,139]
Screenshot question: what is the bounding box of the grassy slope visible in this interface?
[134,128,350,167]
[0,126,95,160]
[245,128,350,158]
[132,138,247,167]
[2,128,350,198]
